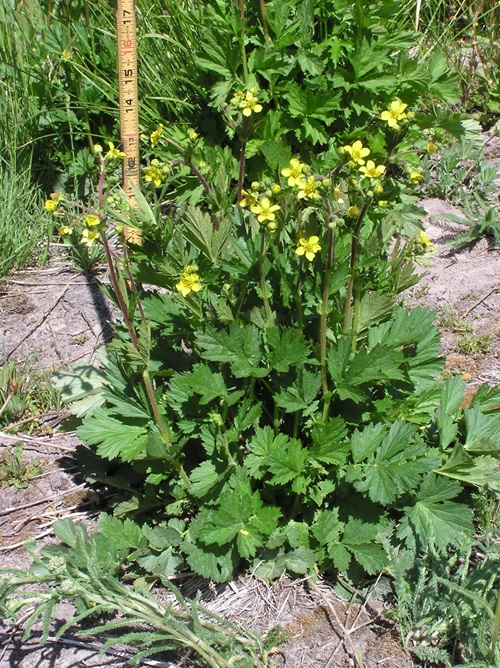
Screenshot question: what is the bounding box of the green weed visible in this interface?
[0,443,42,489]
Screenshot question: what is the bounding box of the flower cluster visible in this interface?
[144,159,171,187]
[176,265,202,297]
[281,159,322,201]
[230,87,263,117]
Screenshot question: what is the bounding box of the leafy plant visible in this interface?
[44,81,500,586]
[0,443,42,490]
[0,517,279,667]
[389,532,500,667]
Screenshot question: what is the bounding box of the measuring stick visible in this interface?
[116,0,141,243]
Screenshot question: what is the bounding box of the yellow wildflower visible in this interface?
[93,144,103,154]
[250,197,280,224]
[106,142,126,160]
[58,225,72,236]
[295,236,321,262]
[281,158,307,187]
[60,49,72,61]
[176,266,202,298]
[84,214,100,227]
[380,100,408,129]
[296,176,320,201]
[347,205,360,218]
[419,230,434,251]
[342,140,370,166]
[44,199,58,212]
[144,162,165,187]
[409,171,423,184]
[230,90,245,105]
[150,123,163,147]
[427,142,438,155]
[81,229,100,246]
[240,90,263,117]
[378,200,388,207]
[271,183,281,195]
[187,129,199,141]
[239,189,259,208]
[358,160,386,179]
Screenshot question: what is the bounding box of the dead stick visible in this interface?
[463,284,498,317]
[0,431,75,452]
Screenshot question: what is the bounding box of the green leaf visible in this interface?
[348,421,433,505]
[97,515,147,552]
[267,438,309,486]
[189,461,223,498]
[183,540,237,583]
[435,445,500,493]
[198,482,280,558]
[328,340,405,403]
[77,408,150,462]
[182,205,230,262]
[266,327,311,373]
[464,404,500,454]
[398,475,473,550]
[52,364,107,417]
[246,427,290,479]
[342,519,388,575]
[195,324,267,378]
[274,368,321,414]
[311,417,349,465]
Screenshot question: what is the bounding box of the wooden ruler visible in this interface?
[116,0,141,243]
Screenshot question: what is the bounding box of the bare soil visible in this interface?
[0,204,498,667]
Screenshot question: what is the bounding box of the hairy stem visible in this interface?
[343,201,369,335]
[320,225,334,421]
[259,232,273,320]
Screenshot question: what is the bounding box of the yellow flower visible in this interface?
[239,189,259,208]
[271,183,281,195]
[144,166,164,187]
[342,140,370,166]
[426,142,438,155]
[267,221,277,233]
[358,160,386,179]
[187,128,199,141]
[81,229,100,246]
[230,90,245,105]
[44,199,58,212]
[409,171,423,184]
[380,100,408,129]
[93,144,103,154]
[84,214,100,227]
[106,142,126,160]
[60,49,72,61]
[281,158,307,187]
[378,200,388,207]
[250,197,280,223]
[347,205,360,218]
[240,90,263,117]
[419,230,434,251]
[296,176,320,201]
[150,123,163,147]
[58,225,72,236]
[176,266,202,297]
[296,236,321,261]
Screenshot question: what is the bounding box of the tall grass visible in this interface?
[0,167,52,280]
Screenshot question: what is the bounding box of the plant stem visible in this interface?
[489,589,500,662]
[237,137,247,203]
[238,0,248,78]
[259,0,270,43]
[343,201,369,335]
[259,232,273,320]
[320,225,334,421]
